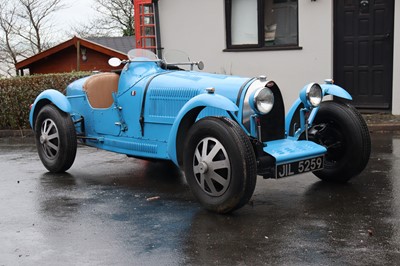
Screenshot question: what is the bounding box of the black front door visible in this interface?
[334,0,394,110]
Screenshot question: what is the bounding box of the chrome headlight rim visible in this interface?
[250,87,274,115]
[305,83,323,108]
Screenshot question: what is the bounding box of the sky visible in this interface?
[51,0,98,39]
[0,0,101,76]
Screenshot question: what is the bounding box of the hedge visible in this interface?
[0,72,90,130]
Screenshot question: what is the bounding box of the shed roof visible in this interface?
[15,36,135,71]
[87,36,136,54]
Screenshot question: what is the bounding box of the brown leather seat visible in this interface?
[83,73,119,109]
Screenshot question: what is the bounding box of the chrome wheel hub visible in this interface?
[198,161,209,174]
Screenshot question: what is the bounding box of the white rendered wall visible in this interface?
[158,1,339,112]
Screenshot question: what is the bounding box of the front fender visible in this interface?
[285,84,352,135]
[320,84,352,100]
[167,93,239,165]
[29,89,71,128]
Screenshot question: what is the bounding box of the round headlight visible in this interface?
[252,87,274,114]
[306,83,322,107]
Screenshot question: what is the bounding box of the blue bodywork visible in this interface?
[29,54,353,176]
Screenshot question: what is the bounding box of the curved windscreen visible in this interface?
[162,50,190,64]
[127,49,158,61]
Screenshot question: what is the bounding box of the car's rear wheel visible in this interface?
[34,105,77,173]
[308,101,371,182]
[183,117,257,213]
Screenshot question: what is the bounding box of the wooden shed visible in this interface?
[15,36,135,75]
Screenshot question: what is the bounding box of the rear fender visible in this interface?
[29,89,71,128]
[285,84,352,137]
[167,93,239,166]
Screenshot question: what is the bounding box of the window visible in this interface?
[225,0,299,50]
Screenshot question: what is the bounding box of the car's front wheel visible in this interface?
[34,104,77,173]
[183,117,257,214]
[308,101,371,182]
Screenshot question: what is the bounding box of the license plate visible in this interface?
[276,156,324,178]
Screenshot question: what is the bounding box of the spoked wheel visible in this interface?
[307,101,371,182]
[183,117,257,214]
[34,105,77,173]
[192,137,231,197]
[39,118,60,159]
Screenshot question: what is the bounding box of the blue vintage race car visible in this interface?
[29,49,371,213]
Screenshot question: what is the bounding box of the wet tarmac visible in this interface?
[1,133,400,265]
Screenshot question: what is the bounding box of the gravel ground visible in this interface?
[363,113,400,125]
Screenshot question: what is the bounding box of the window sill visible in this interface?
[223,46,303,52]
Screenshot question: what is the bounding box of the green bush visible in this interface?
[0,72,90,130]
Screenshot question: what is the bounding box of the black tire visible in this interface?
[34,105,77,173]
[183,117,257,214]
[308,101,371,182]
